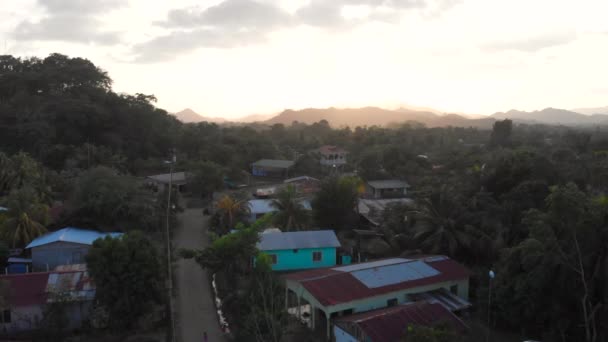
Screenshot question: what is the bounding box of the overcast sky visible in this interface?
[2,0,608,118]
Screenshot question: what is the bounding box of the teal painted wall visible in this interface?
[265,247,336,271]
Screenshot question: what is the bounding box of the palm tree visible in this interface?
[215,194,250,231]
[410,189,473,257]
[1,187,49,248]
[271,185,309,231]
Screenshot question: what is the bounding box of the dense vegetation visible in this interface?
[3,53,608,341]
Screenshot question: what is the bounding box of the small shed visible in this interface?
[367,180,410,199]
[251,159,295,178]
[258,230,341,271]
[26,227,123,271]
[284,176,321,194]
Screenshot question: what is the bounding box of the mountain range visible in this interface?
[173,106,608,128]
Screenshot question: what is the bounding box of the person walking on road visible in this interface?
[203,331,208,342]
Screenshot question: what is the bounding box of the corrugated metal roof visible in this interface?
[249,199,277,214]
[284,256,470,306]
[0,267,96,307]
[318,145,347,155]
[284,176,320,183]
[251,159,295,169]
[147,171,189,184]
[7,257,32,263]
[26,227,123,249]
[333,258,410,272]
[248,199,312,214]
[368,180,410,189]
[334,301,467,342]
[409,288,471,312]
[0,206,7,211]
[257,230,341,251]
[351,260,440,289]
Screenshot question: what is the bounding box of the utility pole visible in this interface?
[486,269,495,342]
[166,150,176,342]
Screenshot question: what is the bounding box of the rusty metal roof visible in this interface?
[284,256,470,307]
[334,301,467,342]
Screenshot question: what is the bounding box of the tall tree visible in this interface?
[86,231,162,330]
[68,166,157,231]
[215,194,250,231]
[489,119,513,147]
[271,185,309,231]
[312,176,359,230]
[0,187,49,248]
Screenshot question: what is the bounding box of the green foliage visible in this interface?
[188,160,224,198]
[490,119,513,147]
[271,185,310,231]
[68,166,158,231]
[0,186,50,248]
[403,323,461,342]
[312,176,359,230]
[38,292,70,341]
[85,231,162,331]
[239,260,287,342]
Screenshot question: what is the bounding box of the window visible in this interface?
[269,254,278,265]
[450,285,458,295]
[387,298,398,307]
[1,310,10,323]
[312,251,322,262]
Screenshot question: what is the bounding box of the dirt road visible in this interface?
[174,208,224,342]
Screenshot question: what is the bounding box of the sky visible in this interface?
[1,0,608,119]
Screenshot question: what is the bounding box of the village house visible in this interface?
[283,256,470,340]
[257,230,341,272]
[317,145,348,167]
[26,227,122,271]
[333,301,467,342]
[251,159,295,178]
[284,176,321,195]
[146,171,190,192]
[366,180,410,199]
[0,264,95,334]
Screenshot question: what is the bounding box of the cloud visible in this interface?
[132,29,263,63]
[483,32,578,52]
[134,0,457,62]
[11,0,122,44]
[161,0,292,30]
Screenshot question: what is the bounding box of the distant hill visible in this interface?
[234,113,276,123]
[492,107,608,125]
[173,108,226,123]
[264,107,496,128]
[572,106,608,115]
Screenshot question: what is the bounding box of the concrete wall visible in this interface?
[31,241,91,271]
[0,305,42,333]
[334,325,358,342]
[266,247,336,271]
[0,301,92,335]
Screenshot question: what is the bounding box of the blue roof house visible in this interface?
[26,227,123,271]
[257,230,341,271]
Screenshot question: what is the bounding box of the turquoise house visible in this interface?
[257,230,341,271]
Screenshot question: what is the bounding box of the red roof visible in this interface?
[335,301,467,342]
[0,268,95,307]
[284,256,470,306]
[0,272,50,306]
[318,145,347,155]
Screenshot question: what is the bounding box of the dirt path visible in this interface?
[174,208,225,342]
